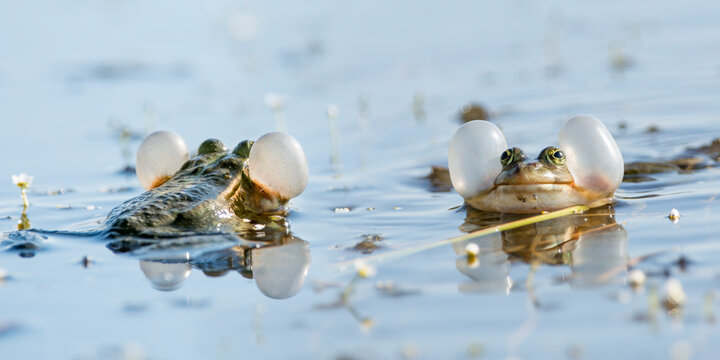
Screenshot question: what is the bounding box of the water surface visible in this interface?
[1,0,720,359]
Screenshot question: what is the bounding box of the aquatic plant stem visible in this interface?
[274,109,286,132]
[20,187,29,209]
[337,205,589,267]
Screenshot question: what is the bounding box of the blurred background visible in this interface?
[1,0,720,359]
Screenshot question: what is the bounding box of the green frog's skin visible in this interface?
[465,147,613,214]
[104,139,287,239]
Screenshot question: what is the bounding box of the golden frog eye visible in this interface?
[500,148,514,166]
[541,146,566,166]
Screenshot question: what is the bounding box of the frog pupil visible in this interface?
[553,150,564,159]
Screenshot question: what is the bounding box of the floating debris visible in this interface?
[31,188,74,196]
[668,208,680,223]
[459,103,490,123]
[675,255,692,272]
[80,256,94,268]
[689,137,720,161]
[123,302,148,314]
[425,166,452,192]
[99,186,134,194]
[69,62,190,82]
[351,234,383,254]
[0,268,8,282]
[312,280,341,293]
[644,125,661,134]
[662,278,687,310]
[375,281,420,297]
[333,207,352,214]
[628,269,647,288]
[171,297,211,309]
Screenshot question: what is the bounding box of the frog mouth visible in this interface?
[492,183,575,192]
[494,180,574,188]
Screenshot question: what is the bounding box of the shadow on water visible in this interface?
[453,205,627,293]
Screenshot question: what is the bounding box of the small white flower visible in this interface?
[360,317,374,334]
[464,243,480,257]
[663,278,687,308]
[11,173,33,188]
[327,105,339,118]
[627,269,646,287]
[354,259,377,278]
[264,93,285,110]
[668,208,680,223]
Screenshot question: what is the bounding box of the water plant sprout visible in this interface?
[264,93,287,132]
[12,173,33,230]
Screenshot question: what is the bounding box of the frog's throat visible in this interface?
[465,183,614,214]
[224,167,289,216]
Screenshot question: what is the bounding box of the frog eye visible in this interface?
[198,139,227,155]
[249,132,308,200]
[136,131,189,190]
[448,121,508,199]
[559,115,624,192]
[540,146,566,166]
[500,149,514,166]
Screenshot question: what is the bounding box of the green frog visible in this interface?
[105,132,307,239]
[448,116,624,214]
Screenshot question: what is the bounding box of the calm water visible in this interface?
[2,0,720,359]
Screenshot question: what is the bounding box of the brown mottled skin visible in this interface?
[104,139,288,239]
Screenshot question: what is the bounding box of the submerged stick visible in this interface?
[337,205,589,267]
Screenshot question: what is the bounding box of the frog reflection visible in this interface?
[114,231,311,299]
[453,205,628,292]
